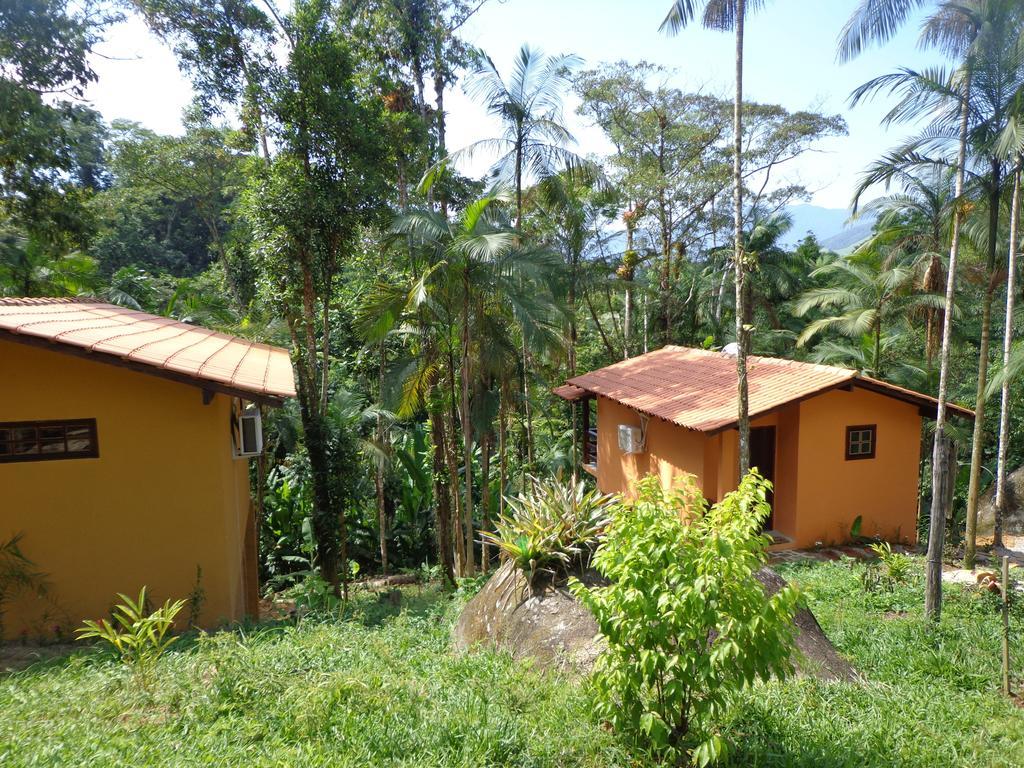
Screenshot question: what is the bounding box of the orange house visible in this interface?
[0,298,295,639]
[555,346,973,549]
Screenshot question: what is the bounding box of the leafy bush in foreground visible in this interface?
[572,473,801,766]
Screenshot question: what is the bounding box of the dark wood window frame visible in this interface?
[0,419,99,464]
[845,424,876,461]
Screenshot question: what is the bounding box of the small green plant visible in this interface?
[571,473,801,766]
[480,475,614,584]
[0,533,53,639]
[862,541,912,593]
[283,572,342,615]
[76,588,185,676]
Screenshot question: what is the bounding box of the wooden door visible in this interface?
[750,426,776,530]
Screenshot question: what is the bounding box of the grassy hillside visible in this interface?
[1,559,1021,767]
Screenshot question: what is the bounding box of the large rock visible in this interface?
[454,560,857,682]
[977,464,1024,536]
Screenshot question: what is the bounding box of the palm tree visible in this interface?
[661,0,767,475]
[807,333,928,388]
[456,44,582,465]
[366,193,561,575]
[853,165,957,366]
[952,1,1024,566]
[845,3,983,618]
[794,250,941,378]
[992,154,1021,548]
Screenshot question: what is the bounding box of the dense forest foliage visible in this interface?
[3,0,1024,593]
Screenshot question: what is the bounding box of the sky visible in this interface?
[85,0,944,211]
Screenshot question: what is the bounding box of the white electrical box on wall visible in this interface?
[234,406,264,458]
[618,424,644,454]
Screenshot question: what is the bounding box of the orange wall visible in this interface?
[0,339,255,639]
[793,387,921,548]
[596,396,707,497]
[712,408,799,537]
[592,386,921,549]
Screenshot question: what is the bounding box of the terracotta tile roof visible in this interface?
[552,383,587,401]
[0,298,295,403]
[556,345,972,431]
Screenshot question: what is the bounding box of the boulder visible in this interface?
[454,560,857,682]
[977,464,1024,537]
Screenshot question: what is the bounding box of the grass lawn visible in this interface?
[1,557,1022,767]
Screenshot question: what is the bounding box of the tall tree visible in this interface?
[140,0,392,593]
[365,192,561,576]
[661,0,768,476]
[852,165,957,366]
[456,44,581,466]
[955,0,1024,566]
[794,249,941,378]
[993,155,1020,548]
[842,0,983,618]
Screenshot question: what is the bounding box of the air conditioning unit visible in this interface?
[618,424,645,454]
[234,406,264,458]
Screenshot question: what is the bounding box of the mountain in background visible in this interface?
[783,204,877,253]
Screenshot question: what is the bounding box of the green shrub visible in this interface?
[75,587,185,679]
[481,475,614,584]
[571,473,801,766]
[861,541,912,595]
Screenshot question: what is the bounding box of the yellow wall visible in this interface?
[793,387,921,548]
[592,386,922,550]
[0,339,255,639]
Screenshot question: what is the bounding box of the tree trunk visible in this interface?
[446,361,466,575]
[376,340,389,575]
[434,71,448,219]
[965,157,1002,566]
[480,429,492,573]
[926,436,957,619]
[927,74,971,616]
[994,160,1020,550]
[513,133,535,468]
[624,222,634,359]
[498,378,510,563]
[460,275,475,574]
[429,402,456,586]
[733,1,750,477]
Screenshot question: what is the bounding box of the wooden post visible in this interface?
[1002,555,1011,697]
[581,397,591,466]
[926,436,957,621]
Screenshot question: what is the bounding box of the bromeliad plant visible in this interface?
[76,588,185,678]
[480,476,614,584]
[571,473,801,766]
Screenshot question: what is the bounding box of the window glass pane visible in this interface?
[67,438,92,452]
[0,420,96,462]
[39,426,64,441]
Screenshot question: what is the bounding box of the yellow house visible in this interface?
[0,298,295,639]
[555,346,974,549]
